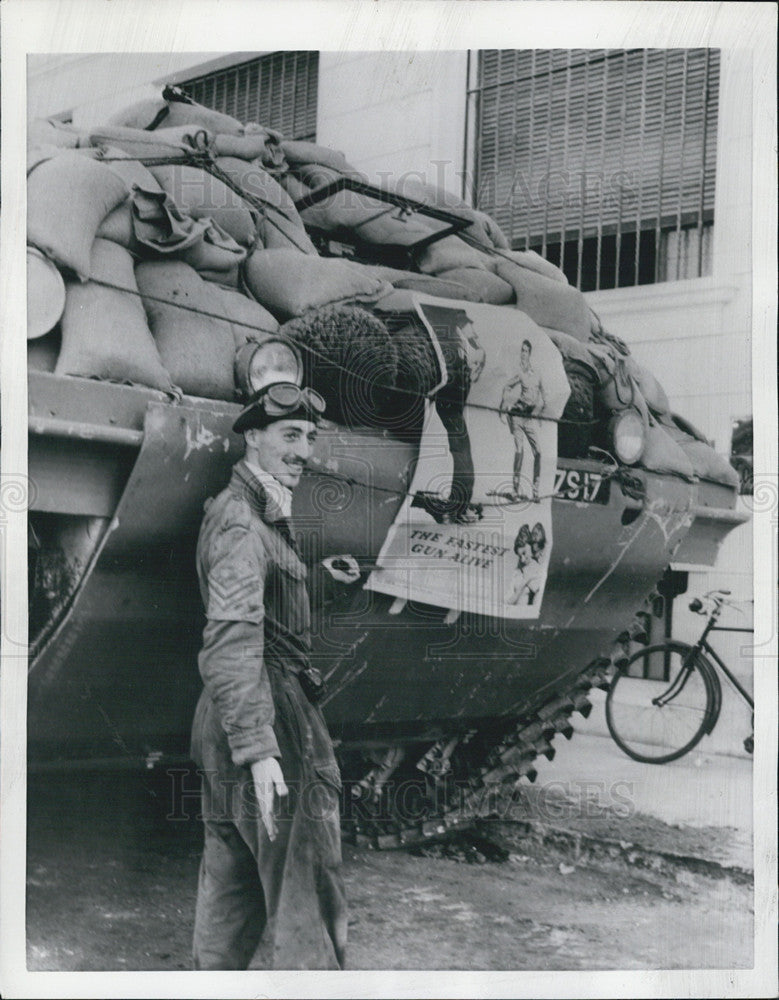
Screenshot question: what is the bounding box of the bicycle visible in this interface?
[605,590,754,764]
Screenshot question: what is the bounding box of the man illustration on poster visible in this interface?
[411,306,486,524]
[499,339,545,501]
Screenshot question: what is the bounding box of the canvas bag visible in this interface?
[55,239,172,392]
[243,249,392,320]
[215,156,317,254]
[136,261,237,401]
[107,96,244,136]
[27,151,129,280]
[149,163,259,247]
[495,256,591,340]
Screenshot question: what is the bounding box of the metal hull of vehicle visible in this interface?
[26,372,745,763]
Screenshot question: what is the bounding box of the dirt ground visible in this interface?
[26,769,754,972]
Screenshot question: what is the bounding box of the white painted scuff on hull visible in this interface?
[581,496,693,607]
[184,422,220,461]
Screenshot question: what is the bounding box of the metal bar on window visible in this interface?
[696,48,712,278]
[614,50,629,288]
[509,52,520,246]
[558,52,572,275]
[291,52,299,138]
[674,49,690,280]
[540,54,554,259]
[654,49,669,284]
[576,52,589,288]
[634,49,649,286]
[303,52,311,140]
[525,49,537,251]
[468,51,480,207]
[594,50,609,291]
[495,50,505,233]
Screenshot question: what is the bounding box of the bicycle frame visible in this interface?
[690,604,755,711]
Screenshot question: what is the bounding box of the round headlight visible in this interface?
[609,408,646,465]
[234,338,302,398]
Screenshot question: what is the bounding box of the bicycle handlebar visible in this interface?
[689,590,745,616]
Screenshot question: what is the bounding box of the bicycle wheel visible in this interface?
[606,641,720,764]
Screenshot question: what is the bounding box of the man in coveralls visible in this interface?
[191,380,348,970]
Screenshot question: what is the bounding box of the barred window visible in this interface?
[469,49,720,290]
[180,51,318,141]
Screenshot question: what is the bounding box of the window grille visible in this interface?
[180,51,318,141]
[469,49,720,290]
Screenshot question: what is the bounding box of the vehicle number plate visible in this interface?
[554,468,610,504]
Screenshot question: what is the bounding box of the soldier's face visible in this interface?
[247,419,318,488]
[520,344,530,366]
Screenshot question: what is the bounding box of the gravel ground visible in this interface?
[26,769,754,972]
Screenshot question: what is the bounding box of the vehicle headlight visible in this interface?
[609,408,645,465]
[234,338,302,397]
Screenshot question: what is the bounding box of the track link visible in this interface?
[342,655,616,850]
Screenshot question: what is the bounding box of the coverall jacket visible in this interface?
[190,459,347,970]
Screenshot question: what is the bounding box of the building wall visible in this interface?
[316,51,468,192]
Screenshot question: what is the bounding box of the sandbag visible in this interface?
[135,261,236,400]
[96,152,164,251]
[505,249,569,285]
[437,267,515,304]
[214,128,283,167]
[639,422,695,480]
[27,151,129,280]
[215,157,317,253]
[282,140,361,176]
[356,268,482,302]
[96,201,135,249]
[587,342,645,415]
[180,228,246,286]
[217,286,279,349]
[662,423,739,487]
[541,327,598,372]
[243,249,392,320]
[280,306,398,427]
[27,144,68,175]
[89,124,212,161]
[28,118,86,150]
[107,96,244,135]
[27,247,66,338]
[100,148,165,195]
[56,240,172,392]
[495,257,591,340]
[628,358,671,417]
[393,274,483,301]
[148,163,259,247]
[415,234,489,275]
[27,330,61,372]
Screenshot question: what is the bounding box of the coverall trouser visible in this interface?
[191,662,347,970]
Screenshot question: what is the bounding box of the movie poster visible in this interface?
[366,294,570,619]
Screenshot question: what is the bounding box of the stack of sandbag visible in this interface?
[27,92,693,459]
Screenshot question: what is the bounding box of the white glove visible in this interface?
[322,554,361,584]
[250,756,288,841]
